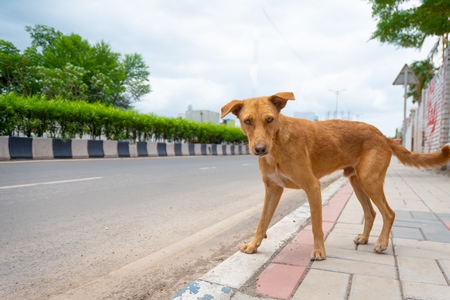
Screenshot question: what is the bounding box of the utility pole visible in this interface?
[329,89,346,119]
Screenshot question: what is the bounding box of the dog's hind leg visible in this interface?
[362,184,394,253]
[357,156,395,253]
[240,180,284,254]
[348,175,376,245]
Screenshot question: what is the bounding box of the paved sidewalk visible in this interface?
[173,159,450,300]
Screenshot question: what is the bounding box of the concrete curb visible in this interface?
[172,177,348,299]
[0,137,249,160]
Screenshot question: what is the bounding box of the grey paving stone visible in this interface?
[437,212,450,220]
[357,240,394,256]
[325,246,395,266]
[403,200,429,211]
[332,223,364,233]
[337,208,364,224]
[393,237,450,252]
[411,211,440,221]
[292,269,350,300]
[394,210,414,221]
[440,259,450,283]
[431,205,450,214]
[348,274,401,300]
[421,226,450,242]
[403,281,450,300]
[332,223,383,236]
[397,256,448,285]
[311,257,397,279]
[391,226,424,240]
[394,245,450,260]
[392,218,450,242]
[394,219,443,227]
[324,232,358,250]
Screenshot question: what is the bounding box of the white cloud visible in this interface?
[134,77,231,117]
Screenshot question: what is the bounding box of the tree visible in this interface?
[407,59,436,105]
[117,53,152,107]
[25,24,63,52]
[0,40,21,92]
[0,40,40,95]
[369,0,450,54]
[369,1,449,106]
[34,63,88,100]
[0,25,151,109]
[89,40,125,105]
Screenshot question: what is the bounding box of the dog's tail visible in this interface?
[388,139,450,169]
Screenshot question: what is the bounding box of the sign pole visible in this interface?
[393,64,419,146]
[403,69,408,144]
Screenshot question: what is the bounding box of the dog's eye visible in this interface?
[267,117,274,123]
[244,119,251,125]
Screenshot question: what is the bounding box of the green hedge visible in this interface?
[0,93,246,144]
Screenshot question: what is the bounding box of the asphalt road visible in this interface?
[0,156,338,299]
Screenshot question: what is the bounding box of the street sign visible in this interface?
[393,64,419,147]
[393,64,419,85]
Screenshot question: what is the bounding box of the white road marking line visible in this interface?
[0,177,102,189]
[199,167,216,170]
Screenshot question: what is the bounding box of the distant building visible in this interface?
[223,119,236,127]
[185,109,220,123]
[294,112,318,121]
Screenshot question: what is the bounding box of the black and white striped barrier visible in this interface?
[0,137,249,160]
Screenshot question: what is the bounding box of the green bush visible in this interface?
[0,93,246,144]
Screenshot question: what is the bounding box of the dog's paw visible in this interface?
[239,243,258,254]
[373,236,389,253]
[374,242,388,253]
[310,249,326,261]
[353,235,369,245]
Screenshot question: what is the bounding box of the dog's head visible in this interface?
[221,92,295,156]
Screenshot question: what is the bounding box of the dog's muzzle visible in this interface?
[254,144,267,156]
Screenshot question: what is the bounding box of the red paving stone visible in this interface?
[256,263,307,299]
[292,228,314,245]
[444,220,450,230]
[272,244,313,266]
[254,183,354,299]
[326,202,346,210]
[328,197,348,208]
[322,209,341,222]
[339,184,354,194]
[292,221,335,245]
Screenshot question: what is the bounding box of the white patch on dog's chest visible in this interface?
[267,173,285,187]
[267,172,295,188]
[262,156,299,189]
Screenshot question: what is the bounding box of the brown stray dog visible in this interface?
[221,92,450,260]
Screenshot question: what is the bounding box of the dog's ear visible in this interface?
[269,92,295,111]
[221,100,243,118]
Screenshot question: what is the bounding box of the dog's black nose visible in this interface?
[254,144,266,155]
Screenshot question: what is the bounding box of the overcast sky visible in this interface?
[1,0,438,136]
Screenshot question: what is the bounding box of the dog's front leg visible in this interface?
[240,180,284,254]
[304,180,326,260]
